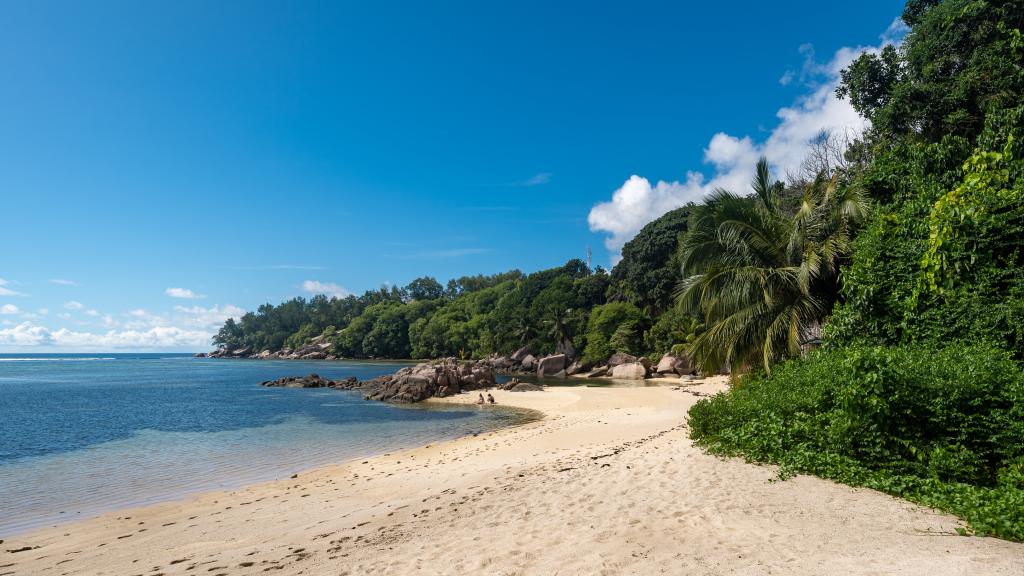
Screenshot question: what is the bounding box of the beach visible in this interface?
[5,378,1023,575]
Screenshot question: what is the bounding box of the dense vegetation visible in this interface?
[688,0,1024,541]
[213,236,694,362]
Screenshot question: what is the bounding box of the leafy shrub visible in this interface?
[688,342,1024,540]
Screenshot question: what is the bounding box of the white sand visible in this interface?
[4,378,1023,575]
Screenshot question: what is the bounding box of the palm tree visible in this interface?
[677,158,867,374]
[545,306,576,357]
[511,316,535,346]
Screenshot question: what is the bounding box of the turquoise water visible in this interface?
[0,354,533,537]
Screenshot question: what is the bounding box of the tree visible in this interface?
[610,206,691,315]
[405,277,444,301]
[582,302,647,363]
[608,321,642,356]
[678,158,867,373]
[645,307,703,354]
[212,317,242,348]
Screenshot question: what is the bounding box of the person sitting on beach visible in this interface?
[487,393,495,404]
[476,393,485,405]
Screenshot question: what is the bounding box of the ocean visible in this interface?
[0,354,535,537]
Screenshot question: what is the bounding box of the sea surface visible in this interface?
[0,354,536,537]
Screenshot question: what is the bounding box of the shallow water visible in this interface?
[0,354,535,537]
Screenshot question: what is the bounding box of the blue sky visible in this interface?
[0,0,905,350]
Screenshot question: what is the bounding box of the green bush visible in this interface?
[688,342,1024,541]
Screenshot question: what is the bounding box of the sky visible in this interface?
[0,0,906,351]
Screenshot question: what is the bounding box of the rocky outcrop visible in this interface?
[586,365,610,377]
[565,359,591,376]
[261,373,357,388]
[610,362,648,380]
[536,354,567,377]
[655,353,694,375]
[607,352,638,367]
[511,346,531,363]
[498,377,544,392]
[520,354,537,371]
[359,359,496,403]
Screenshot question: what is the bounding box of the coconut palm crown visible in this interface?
[677,157,868,374]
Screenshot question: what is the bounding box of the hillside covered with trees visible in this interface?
[212,206,695,364]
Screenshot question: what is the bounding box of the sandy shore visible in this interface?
[4,378,1023,575]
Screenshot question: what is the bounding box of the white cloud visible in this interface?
[0,322,51,345]
[0,302,246,350]
[0,321,211,349]
[38,308,49,315]
[1,304,19,315]
[49,279,79,286]
[588,37,886,258]
[172,304,245,330]
[85,309,100,316]
[302,280,351,299]
[882,17,910,45]
[165,287,206,299]
[64,301,84,310]
[0,278,24,297]
[523,172,552,186]
[122,308,169,329]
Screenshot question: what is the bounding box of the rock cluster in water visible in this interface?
[260,373,356,388]
[262,359,498,404]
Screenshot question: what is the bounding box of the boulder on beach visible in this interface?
[509,382,544,392]
[511,346,532,363]
[536,354,567,376]
[520,354,537,371]
[565,359,590,376]
[586,365,609,378]
[655,353,694,375]
[607,352,638,367]
[610,362,648,380]
[490,355,514,370]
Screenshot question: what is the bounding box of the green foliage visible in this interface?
[610,206,690,314]
[678,159,867,373]
[284,322,319,351]
[644,306,703,353]
[213,207,694,362]
[838,0,1024,141]
[683,0,1024,543]
[405,276,445,301]
[608,321,642,356]
[829,3,1024,356]
[582,302,647,363]
[688,343,1024,541]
